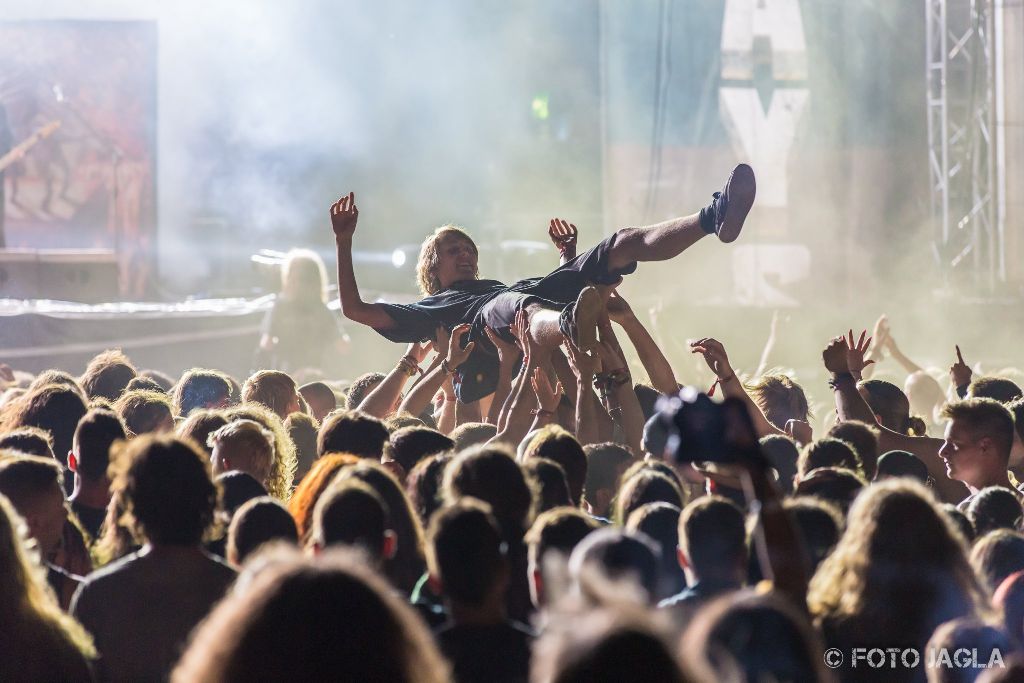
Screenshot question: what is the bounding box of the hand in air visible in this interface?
[548,218,578,260]
[563,333,599,379]
[446,324,476,370]
[950,345,972,389]
[822,337,850,375]
[406,339,433,365]
[484,326,519,366]
[690,338,735,380]
[330,192,359,240]
[531,367,563,413]
[843,329,874,379]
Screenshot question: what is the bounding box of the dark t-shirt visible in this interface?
[71,500,107,542]
[435,620,535,683]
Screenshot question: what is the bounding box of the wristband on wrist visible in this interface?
[530,408,555,417]
[441,359,457,376]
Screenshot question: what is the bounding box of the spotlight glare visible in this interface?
[391,249,407,268]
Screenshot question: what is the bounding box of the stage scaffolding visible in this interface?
[925,0,1005,295]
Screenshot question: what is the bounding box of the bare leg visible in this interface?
[606,214,707,272]
[526,286,602,352]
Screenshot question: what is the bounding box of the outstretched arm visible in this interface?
[950,345,973,399]
[607,291,678,395]
[398,325,476,419]
[547,218,578,265]
[331,192,398,330]
[358,340,431,418]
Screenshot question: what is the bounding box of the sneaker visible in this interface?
[710,163,756,243]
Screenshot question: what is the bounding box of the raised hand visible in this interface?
[844,329,875,379]
[446,323,476,369]
[563,333,599,379]
[548,218,578,261]
[510,310,534,358]
[484,326,519,366]
[690,338,735,380]
[330,192,359,240]
[950,345,972,390]
[822,337,850,374]
[405,339,433,365]
[871,314,890,355]
[531,367,563,413]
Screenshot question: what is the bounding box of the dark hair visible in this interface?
[583,443,634,503]
[73,409,126,480]
[525,506,600,570]
[1008,399,1024,443]
[242,371,297,419]
[176,410,228,458]
[449,422,497,451]
[114,390,173,438]
[941,398,1017,462]
[173,369,232,417]
[318,410,390,459]
[758,435,799,494]
[79,349,136,401]
[826,420,879,479]
[406,453,452,526]
[428,499,505,605]
[6,384,88,467]
[28,369,83,394]
[943,503,977,544]
[0,427,55,459]
[313,480,389,556]
[679,496,747,580]
[285,412,319,487]
[0,454,63,511]
[967,487,1023,536]
[444,444,534,541]
[217,471,268,518]
[626,503,685,601]
[112,435,218,546]
[569,527,662,601]
[138,369,175,393]
[388,427,453,474]
[614,470,683,526]
[859,379,926,435]
[346,372,386,410]
[125,376,165,394]
[784,498,843,574]
[875,450,929,483]
[797,438,862,479]
[228,497,298,565]
[524,458,573,513]
[969,377,1024,404]
[633,384,662,421]
[524,426,587,506]
[971,530,1024,593]
[792,467,866,514]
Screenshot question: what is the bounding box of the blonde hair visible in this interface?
[281,249,329,303]
[415,226,479,296]
[224,404,298,503]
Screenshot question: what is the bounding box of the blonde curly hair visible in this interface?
[415,226,479,296]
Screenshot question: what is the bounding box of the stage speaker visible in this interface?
[0,249,119,303]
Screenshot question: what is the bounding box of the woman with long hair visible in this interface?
[0,494,95,682]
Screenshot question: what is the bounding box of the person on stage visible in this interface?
[330,164,756,403]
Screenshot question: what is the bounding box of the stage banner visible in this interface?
[0,20,157,297]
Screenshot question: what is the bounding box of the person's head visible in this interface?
[242,370,299,420]
[224,404,298,502]
[943,503,977,544]
[747,373,809,430]
[171,549,449,683]
[175,409,228,458]
[27,369,82,394]
[939,398,1016,490]
[826,420,879,479]
[970,530,1024,594]
[79,349,136,402]
[416,225,479,295]
[633,384,662,422]
[859,379,927,435]
[925,618,1011,683]
[614,469,684,526]
[227,496,298,566]
[427,499,507,611]
[524,426,587,507]
[290,456,362,540]
[678,495,747,586]
[583,443,634,517]
[525,507,599,610]
[443,444,534,541]
[298,381,336,424]
[0,427,55,459]
[173,368,231,417]
[568,527,662,605]
[139,369,176,393]
[0,455,67,556]
[808,480,989,635]
[312,479,395,565]
[792,466,866,514]
[217,471,268,518]
[905,370,947,426]
[406,453,452,526]
[125,375,165,394]
[208,419,276,486]
[387,427,453,475]
[71,408,126,486]
[110,434,218,546]
[114,389,174,438]
[966,487,1023,536]
[875,449,930,484]
[345,373,386,411]
[280,248,329,303]
[625,503,686,602]
[285,411,319,486]
[784,497,843,574]
[449,421,497,451]
[758,435,799,495]
[318,409,390,459]
[684,591,827,683]
[993,570,1024,647]
[524,458,573,513]
[968,376,1023,404]
[5,383,88,468]
[796,437,862,481]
